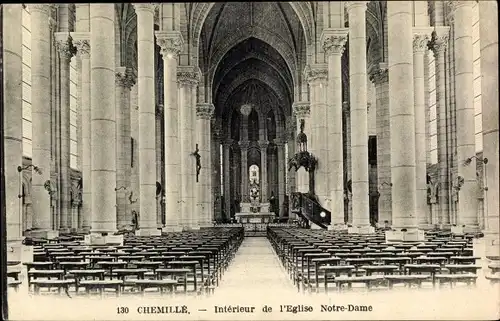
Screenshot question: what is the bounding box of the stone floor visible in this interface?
[7,237,500,320]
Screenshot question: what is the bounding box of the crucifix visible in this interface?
[192,144,201,182]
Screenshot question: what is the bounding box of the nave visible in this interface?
[7,227,500,320]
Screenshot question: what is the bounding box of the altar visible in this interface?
[235,178,276,236]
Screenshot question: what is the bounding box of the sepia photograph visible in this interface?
[1,1,499,320]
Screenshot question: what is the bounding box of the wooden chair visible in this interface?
[31,279,75,295]
[334,275,385,291]
[130,279,178,295]
[385,275,430,288]
[79,279,123,296]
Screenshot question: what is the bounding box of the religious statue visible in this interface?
[131,210,139,230]
[269,191,278,216]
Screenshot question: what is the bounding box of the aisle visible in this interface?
[213,237,296,299]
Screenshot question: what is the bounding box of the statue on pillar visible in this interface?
[269,191,278,217]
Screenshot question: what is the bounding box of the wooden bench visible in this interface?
[31,279,75,295]
[130,279,178,295]
[385,275,430,288]
[28,270,65,287]
[434,274,478,287]
[334,275,385,291]
[361,265,399,276]
[485,274,500,285]
[8,280,22,292]
[443,264,481,275]
[79,280,123,296]
[488,263,500,274]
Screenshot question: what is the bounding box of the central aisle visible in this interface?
[213,237,296,298]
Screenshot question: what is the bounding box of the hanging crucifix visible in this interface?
[192,144,201,182]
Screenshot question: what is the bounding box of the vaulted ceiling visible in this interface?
[199,2,307,119]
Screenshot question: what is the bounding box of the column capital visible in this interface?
[133,3,157,14]
[428,27,450,55]
[413,32,430,54]
[304,64,328,84]
[54,33,76,61]
[258,140,269,149]
[28,4,51,14]
[116,67,136,89]
[369,62,388,85]
[71,32,90,57]
[177,66,200,86]
[292,101,311,119]
[155,31,184,58]
[345,1,369,12]
[273,139,285,147]
[321,28,349,56]
[196,103,215,120]
[223,139,233,147]
[238,140,250,150]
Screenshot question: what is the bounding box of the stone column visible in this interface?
[90,4,116,234]
[322,28,348,227]
[448,1,479,231]
[155,30,183,232]
[4,4,23,261]
[346,1,371,232]
[196,103,215,227]
[413,29,432,228]
[130,84,140,215]
[258,140,269,201]
[429,27,451,226]
[223,140,232,221]
[133,4,158,236]
[292,102,311,193]
[479,0,499,257]
[370,65,392,225]
[54,33,74,233]
[286,117,296,195]
[306,66,329,205]
[115,67,134,229]
[343,102,353,223]
[275,140,286,217]
[239,141,249,202]
[29,4,53,234]
[387,1,419,234]
[72,33,91,232]
[177,67,200,229]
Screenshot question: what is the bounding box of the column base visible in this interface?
[451,224,481,235]
[161,225,178,233]
[328,224,348,231]
[348,226,375,234]
[7,238,23,269]
[483,233,500,260]
[84,233,124,246]
[385,228,425,242]
[135,228,162,237]
[28,229,60,240]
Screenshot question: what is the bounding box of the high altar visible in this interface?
[235,166,274,228]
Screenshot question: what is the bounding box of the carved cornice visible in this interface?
[155,31,184,57]
[321,29,349,56]
[177,67,200,86]
[293,102,311,119]
[428,27,450,55]
[369,62,388,85]
[196,103,215,120]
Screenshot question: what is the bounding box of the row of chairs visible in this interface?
[18,227,244,296]
[268,227,493,293]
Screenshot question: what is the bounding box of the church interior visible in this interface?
[1,2,499,319]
